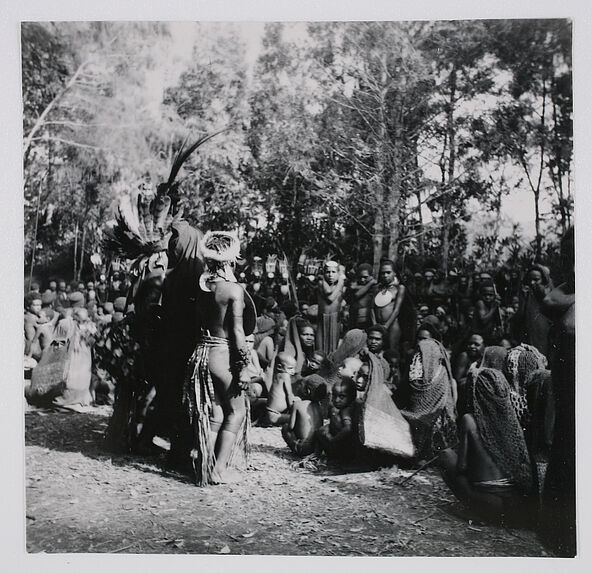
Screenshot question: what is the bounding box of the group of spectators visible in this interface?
[22,228,575,556]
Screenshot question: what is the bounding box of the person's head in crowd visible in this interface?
[323,261,339,285]
[366,324,387,355]
[458,275,469,290]
[338,356,363,382]
[73,307,89,324]
[379,260,398,287]
[25,292,42,316]
[297,321,316,350]
[99,273,107,284]
[277,317,289,339]
[280,300,298,320]
[68,291,85,309]
[357,263,374,285]
[499,338,512,350]
[511,295,520,313]
[332,377,357,411]
[113,297,127,313]
[245,333,256,352]
[525,264,553,299]
[479,284,496,305]
[65,282,73,294]
[413,271,423,285]
[480,345,509,371]
[435,305,447,320]
[479,271,493,284]
[419,315,442,341]
[423,268,435,284]
[302,376,328,403]
[87,289,96,301]
[263,296,278,317]
[276,351,297,376]
[355,362,371,393]
[41,291,54,308]
[77,281,86,293]
[384,349,400,384]
[472,271,481,289]
[448,269,458,284]
[417,304,430,320]
[102,302,114,315]
[417,327,433,342]
[48,280,57,292]
[466,334,485,362]
[96,306,104,317]
[86,281,94,292]
[299,301,310,316]
[58,280,66,293]
[304,350,326,375]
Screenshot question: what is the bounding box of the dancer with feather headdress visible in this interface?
[101,132,227,456]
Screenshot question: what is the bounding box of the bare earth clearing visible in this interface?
[25,407,548,556]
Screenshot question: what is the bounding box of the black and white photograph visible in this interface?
[4,1,587,566]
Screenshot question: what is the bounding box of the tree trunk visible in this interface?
[372,181,384,275]
[442,66,457,275]
[73,220,79,280]
[387,90,403,263]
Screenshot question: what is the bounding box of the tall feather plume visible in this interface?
[102,128,227,297]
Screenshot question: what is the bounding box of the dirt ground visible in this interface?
[25,406,549,556]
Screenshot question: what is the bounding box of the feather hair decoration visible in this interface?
[102,129,227,299]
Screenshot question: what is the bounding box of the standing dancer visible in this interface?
[184,231,255,485]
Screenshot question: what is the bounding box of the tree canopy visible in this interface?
[22,20,573,281]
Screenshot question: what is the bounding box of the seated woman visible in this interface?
[282,317,318,375]
[401,338,458,461]
[438,368,535,526]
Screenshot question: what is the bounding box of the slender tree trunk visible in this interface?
[387,91,403,262]
[442,66,457,275]
[372,181,384,275]
[78,225,87,281]
[28,178,44,290]
[73,220,79,280]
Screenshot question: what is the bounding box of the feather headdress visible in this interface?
[102,129,227,300]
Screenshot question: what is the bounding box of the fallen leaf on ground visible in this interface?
[219,545,231,554]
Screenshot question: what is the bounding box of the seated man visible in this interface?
[264,352,297,426]
[281,382,327,457]
[438,368,535,526]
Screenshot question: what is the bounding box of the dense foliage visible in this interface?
[22,20,573,281]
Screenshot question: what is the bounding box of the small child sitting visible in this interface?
[264,352,297,426]
[316,375,357,459]
[281,381,327,457]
